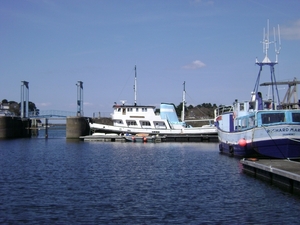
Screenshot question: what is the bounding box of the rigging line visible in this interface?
[261,125,287,159]
[253,65,262,96]
[116,67,136,104]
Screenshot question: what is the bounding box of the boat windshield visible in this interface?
[261,112,285,125]
[257,111,300,126]
[292,112,300,122]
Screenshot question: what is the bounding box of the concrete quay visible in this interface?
[241,158,300,195]
[66,116,90,139]
[0,116,31,139]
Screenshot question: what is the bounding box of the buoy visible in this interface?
[132,136,135,142]
[247,158,258,161]
[143,137,147,142]
[239,138,247,147]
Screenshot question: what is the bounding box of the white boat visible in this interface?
[214,21,300,159]
[89,67,217,136]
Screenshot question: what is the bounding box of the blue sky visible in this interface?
[1,0,300,117]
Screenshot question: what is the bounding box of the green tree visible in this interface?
[19,101,39,116]
[8,101,19,116]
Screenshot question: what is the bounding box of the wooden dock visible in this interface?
[80,134,164,143]
[162,134,218,142]
[240,158,300,195]
[80,134,126,142]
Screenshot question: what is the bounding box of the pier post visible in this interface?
[45,118,48,138]
[66,81,90,139]
[66,117,90,139]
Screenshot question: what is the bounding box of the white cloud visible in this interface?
[182,60,206,70]
[281,19,300,40]
[37,102,52,107]
[84,102,93,106]
[190,0,214,6]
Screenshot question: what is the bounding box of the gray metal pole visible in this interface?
[76,81,83,116]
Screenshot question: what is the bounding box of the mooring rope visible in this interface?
[286,137,300,143]
[260,125,287,159]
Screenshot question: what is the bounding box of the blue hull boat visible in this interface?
[215,21,300,159]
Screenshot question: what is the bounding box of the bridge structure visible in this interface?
[29,110,77,119]
[29,110,79,138]
[20,80,84,119]
[1,80,89,139]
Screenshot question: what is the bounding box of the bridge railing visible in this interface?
[29,110,77,118]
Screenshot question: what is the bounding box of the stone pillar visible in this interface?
[66,116,90,139]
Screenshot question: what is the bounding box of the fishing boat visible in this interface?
[214,21,300,159]
[89,67,216,136]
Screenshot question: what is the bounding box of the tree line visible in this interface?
[1,98,218,119]
[1,99,39,116]
[154,102,218,119]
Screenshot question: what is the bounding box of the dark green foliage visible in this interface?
[1,99,39,116]
[176,102,218,119]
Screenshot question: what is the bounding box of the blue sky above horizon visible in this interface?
[1,0,300,117]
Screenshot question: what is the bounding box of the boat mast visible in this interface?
[181,81,186,122]
[134,65,137,106]
[254,19,281,109]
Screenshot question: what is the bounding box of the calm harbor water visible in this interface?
[1,127,300,224]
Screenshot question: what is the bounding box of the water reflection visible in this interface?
[0,134,299,224]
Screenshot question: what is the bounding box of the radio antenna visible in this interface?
[254,20,282,109]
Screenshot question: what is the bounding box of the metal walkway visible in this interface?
[29,110,77,118]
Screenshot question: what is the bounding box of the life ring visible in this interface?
[247,158,258,161]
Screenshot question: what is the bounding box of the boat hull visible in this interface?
[89,122,217,136]
[218,124,300,159]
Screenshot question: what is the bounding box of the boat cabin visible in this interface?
[215,90,300,133]
[111,103,184,130]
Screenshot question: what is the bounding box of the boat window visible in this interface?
[154,121,167,129]
[248,115,255,128]
[249,101,255,110]
[136,108,139,112]
[292,113,300,122]
[127,108,133,112]
[235,118,242,130]
[141,121,151,126]
[126,120,137,126]
[240,103,244,111]
[236,117,247,130]
[117,108,121,112]
[142,108,147,112]
[261,113,285,124]
[235,115,256,130]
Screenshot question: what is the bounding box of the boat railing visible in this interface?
[92,112,112,118]
[214,105,233,117]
